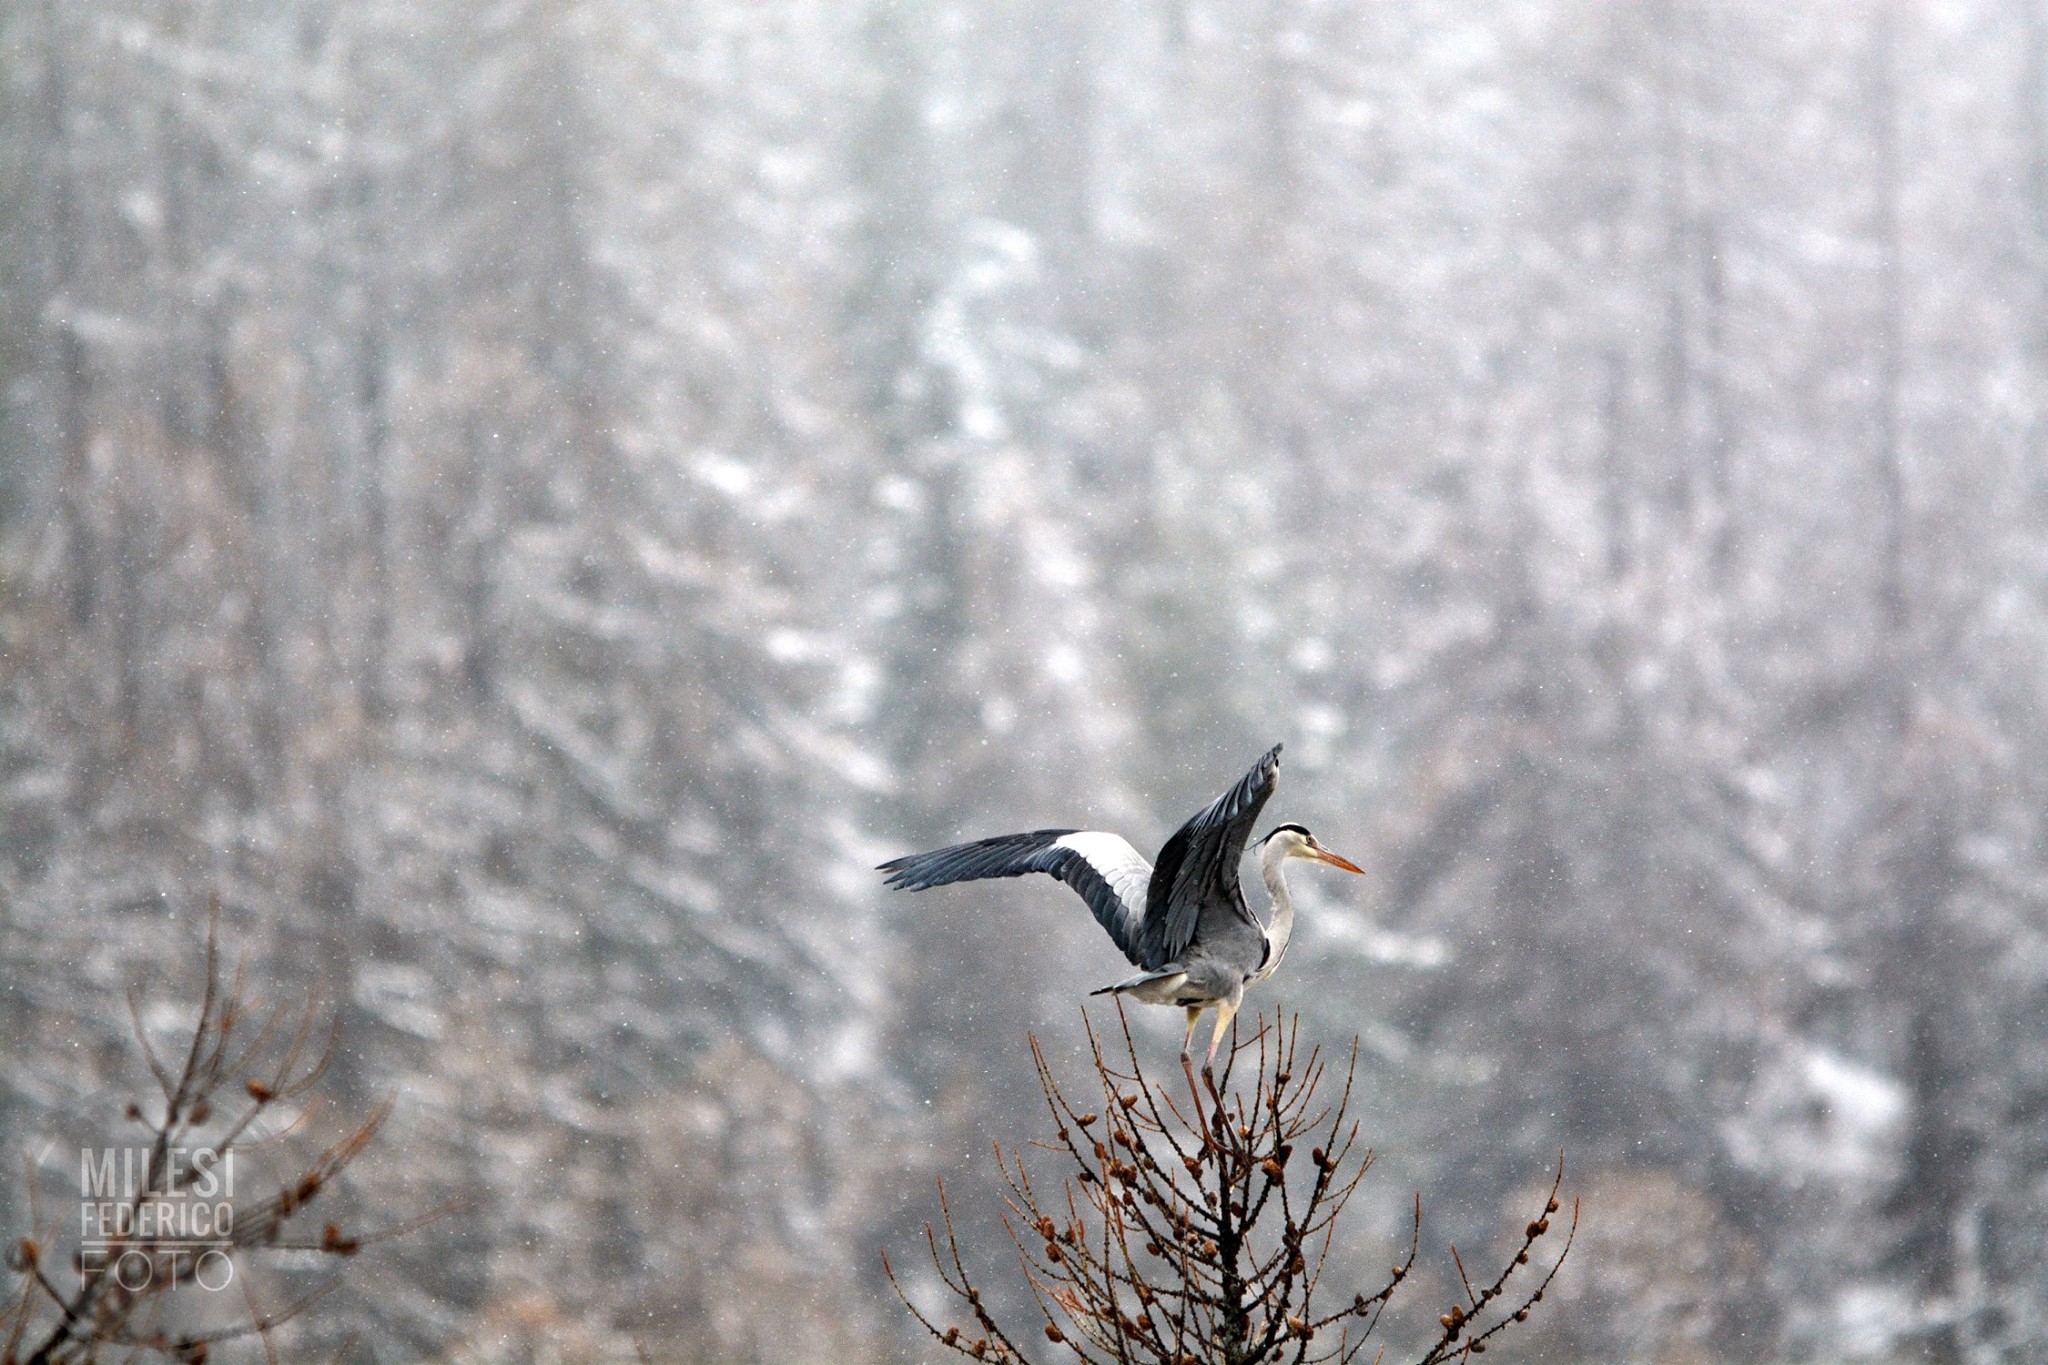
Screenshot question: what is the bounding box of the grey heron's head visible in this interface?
[1257,823,1364,874]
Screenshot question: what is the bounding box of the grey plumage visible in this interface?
[878,743,1362,1066]
[876,826,1150,959]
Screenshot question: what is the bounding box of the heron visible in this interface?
[877,743,1363,1069]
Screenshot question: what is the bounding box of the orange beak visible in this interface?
[1310,845,1364,874]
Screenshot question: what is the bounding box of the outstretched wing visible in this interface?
[1139,743,1283,968]
[878,829,1154,965]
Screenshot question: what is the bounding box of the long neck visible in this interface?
[1254,842,1297,984]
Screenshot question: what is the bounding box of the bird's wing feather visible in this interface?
[1141,743,1283,967]
[878,828,1154,964]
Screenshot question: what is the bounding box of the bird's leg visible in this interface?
[1203,998,1240,1074]
[1180,1006,1202,1059]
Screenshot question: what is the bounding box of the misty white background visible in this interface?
[3,2,2045,1361]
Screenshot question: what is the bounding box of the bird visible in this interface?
[877,743,1363,1069]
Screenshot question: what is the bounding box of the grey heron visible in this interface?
[877,743,1362,1068]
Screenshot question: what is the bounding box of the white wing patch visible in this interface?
[1055,831,1152,922]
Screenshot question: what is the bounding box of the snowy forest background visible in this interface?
[4,1,2048,1360]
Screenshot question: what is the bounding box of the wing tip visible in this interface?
[875,853,930,889]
